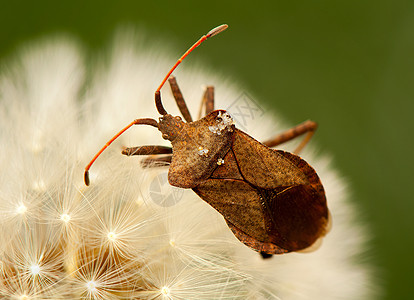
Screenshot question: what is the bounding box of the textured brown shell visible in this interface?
[168,110,235,188]
[193,129,329,254]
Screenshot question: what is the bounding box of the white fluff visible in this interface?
[0,30,375,299]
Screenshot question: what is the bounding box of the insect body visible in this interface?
[84,25,330,255]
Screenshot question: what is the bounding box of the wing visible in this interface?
[232,129,310,188]
[200,129,329,253]
[225,219,289,254]
[193,178,270,243]
[232,129,329,251]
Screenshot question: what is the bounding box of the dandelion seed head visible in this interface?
[0,29,376,299]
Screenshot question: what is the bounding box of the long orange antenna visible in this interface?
[84,24,228,186]
[84,118,158,185]
[155,24,228,115]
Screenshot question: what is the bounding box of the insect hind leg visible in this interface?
[262,120,318,154]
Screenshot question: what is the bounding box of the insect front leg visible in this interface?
[168,76,193,122]
[122,145,172,168]
[122,145,172,156]
[262,120,318,154]
[197,86,214,119]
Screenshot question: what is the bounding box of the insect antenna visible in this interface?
[84,118,158,186]
[84,24,228,186]
[154,24,228,115]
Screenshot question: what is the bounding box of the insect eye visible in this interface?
[175,116,182,121]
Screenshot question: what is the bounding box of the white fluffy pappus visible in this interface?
[0,30,375,299]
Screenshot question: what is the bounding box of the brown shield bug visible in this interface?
[84,24,330,256]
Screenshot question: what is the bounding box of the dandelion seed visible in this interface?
[31,142,43,154]
[86,280,97,292]
[30,264,40,275]
[160,286,171,297]
[16,204,27,215]
[169,239,176,247]
[60,213,71,223]
[136,195,144,206]
[107,231,117,242]
[32,179,46,192]
[31,129,44,153]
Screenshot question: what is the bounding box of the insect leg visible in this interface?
[168,76,193,122]
[197,86,215,119]
[122,145,172,156]
[262,120,318,154]
[204,86,215,115]
[122,145,172,168]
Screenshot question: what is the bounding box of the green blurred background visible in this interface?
[1,1,413,299]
